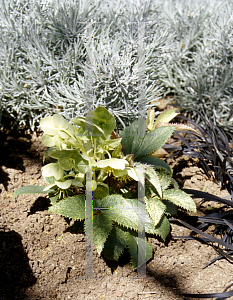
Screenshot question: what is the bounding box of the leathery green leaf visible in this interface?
[98,195,143,232]
[154,107,179,127]
[153,215,171,241]
[163,189,197,212]
[48,194,85,220]
[102,224,129,261]
[157,168,173,191]
[145,196,166,226]
[13,185,50,200]
[93,212,112,255]
[145,165,162,198]
[93,183,109,199]
[128,232,153,268]
[135,155,171,174]
[134,126,176,159]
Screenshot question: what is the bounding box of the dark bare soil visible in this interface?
[1,129,233,300]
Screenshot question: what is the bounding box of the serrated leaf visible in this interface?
[146,180,159,199]
[163,189,196,212]
[153,215,171,241]
[157,122,198,133]
[121,118,146,155]
[48,194,85,220]
[119,197,160,235]
[134,126,176,159]
[145,166,162,198]
[13,185,50,200]
[93,213,112,255]
[157,168,173,191]
[135,155,171,174]
[163,200,177,216]
[131,119,147,155]
[128,232,153,268]
[145,196,166,226]
[102,224,129,260]
[99,195,142,232]
[171,178,179,189]
[121,119,138,155]
[154,107,179,127]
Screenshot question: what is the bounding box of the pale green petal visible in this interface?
[40,117,57,135]
[54,135,62,149]
[55,180,72,189]
[93,158,129,170]
[109,158,129,169]
[42,163,54,178]
[41,134,55,147]
[126,167,139,181]
[112,169,128,177]
[58,131,70,139]
[52,114,70,130]
[42,163,63,181]
[75,173,85,181]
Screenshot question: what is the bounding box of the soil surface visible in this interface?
[1,129,233,300]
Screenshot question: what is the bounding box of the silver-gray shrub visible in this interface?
[1,0,233,131]
[159,0,233,126]
[0,0,173,131]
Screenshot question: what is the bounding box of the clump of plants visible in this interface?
[14,106,196,268]
[166,112,233,298]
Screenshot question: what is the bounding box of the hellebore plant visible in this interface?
[14,106,196,267]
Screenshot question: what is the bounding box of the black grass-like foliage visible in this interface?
[167,111,233,196]
[166,112,233,299]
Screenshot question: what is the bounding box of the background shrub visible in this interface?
[1,0,233,131]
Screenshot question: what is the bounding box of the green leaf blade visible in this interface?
[153,216,171,241]
[128,233,153,268]
[145,166,162,198]
[13,185,50,200]
[145,196,166,226]
[99,195,140,232]
[121,119,146,156]
[48,194,85,220]
[102,224,129,261]
[134,126,175,159]
[163,189,197,212]
[93,213,113,255]
[135,155,171,174]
